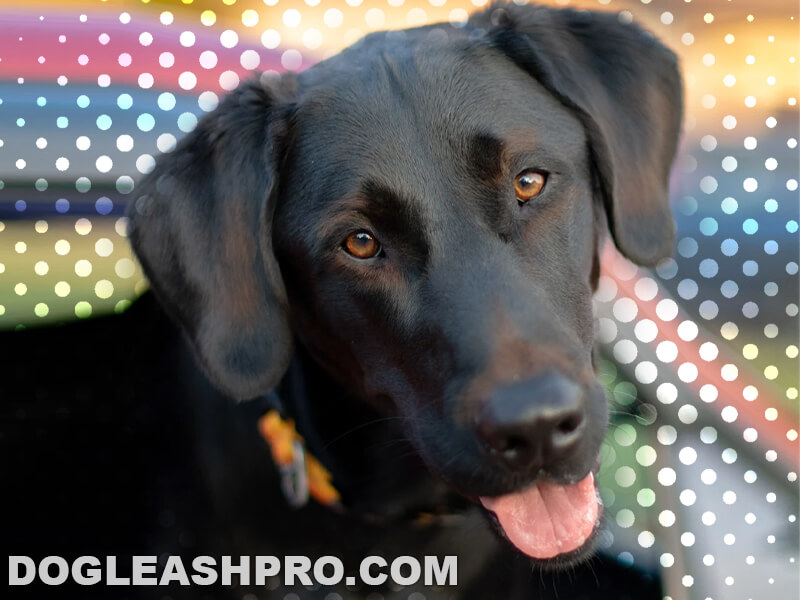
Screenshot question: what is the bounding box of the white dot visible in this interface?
[635,361,658,384]
[160,11,173,25]
[115,258,136,278]
[282,49,303,71]
[95,155,113,173]
[721,363,738,381]
[444,8,467,27]
[657,425,677,446]
[157,133,177,153]
[634,319,658,343]
[678,490,697,508]
[198,91,219,112]
[656,341,678,363]
[95,238,114,257]
[262,29,281,48]
[656,299,678,321]
[595,276,617,302]
[95,279,114,299]
[677,320,698,341]
[180,31,195,47]
[721,406,738,423]
[55,157,69,171]
[700,135,717,151]
[638,531,655,548]
[677,362,698,383]
[701,469,717,485]
[33,261,49,275]
[178,72,197,90]
[656,383,677,405]
[240,49,260,70]
[699,384,718,403]
[723,115,737,129]
[75,259,93,277]
[366,8,386,28]
[116,135,134,152]
[139,32,153,46]
[242,9,259,27]
[159,52,175,68]
[138,72,154,89]
[220,30,239,48]
[55,239,71,255]
[136,154,156,174]
[634,277,658,301]
[659,467,677,486]
[302,29,323,50]
[324,9,343,28]
[679,447,697,466]
[613,298,638,323]
[678,404,698,424]
[613,340,638,365]
[199,50,218,70]
[283,9,301,28]
[407,7,428,26]
[219,70,240,91]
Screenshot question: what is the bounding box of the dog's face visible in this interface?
[128,4,681,565]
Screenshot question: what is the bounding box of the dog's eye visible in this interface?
[514,170,547,203]
[343,231,382,259]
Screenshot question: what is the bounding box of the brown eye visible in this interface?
[343,231,381,259]
[514,170,547,203]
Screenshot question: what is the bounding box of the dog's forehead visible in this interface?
[287,30,586,203]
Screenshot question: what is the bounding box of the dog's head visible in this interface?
[128,3,681,564]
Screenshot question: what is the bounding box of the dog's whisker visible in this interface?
[322,415,415,449]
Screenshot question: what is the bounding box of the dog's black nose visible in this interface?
[476,372,586,472]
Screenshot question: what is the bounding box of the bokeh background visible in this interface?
[1,0,797,598]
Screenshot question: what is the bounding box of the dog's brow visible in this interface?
[468,132,506,181]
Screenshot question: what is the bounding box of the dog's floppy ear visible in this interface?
[126,76,293,400]
[481,4,683,266]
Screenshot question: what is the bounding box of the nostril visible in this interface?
[504,435,529,454]
[556,413,583,436]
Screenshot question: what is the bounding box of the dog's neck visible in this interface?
[274,342,468,521]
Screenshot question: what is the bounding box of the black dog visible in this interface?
[3,3,680,598]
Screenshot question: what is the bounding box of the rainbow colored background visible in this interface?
[1,1,798,597]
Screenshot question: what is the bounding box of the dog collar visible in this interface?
[257,409,341,509]
[256,395,466,526]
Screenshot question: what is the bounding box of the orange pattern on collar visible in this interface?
[257,410,341,507]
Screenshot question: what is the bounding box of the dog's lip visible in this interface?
[460,451,603,502]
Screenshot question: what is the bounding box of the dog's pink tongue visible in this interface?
[480,473,598,559]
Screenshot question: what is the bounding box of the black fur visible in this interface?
[3,4,681,598]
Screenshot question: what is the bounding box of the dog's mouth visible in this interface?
[478,470,602,560]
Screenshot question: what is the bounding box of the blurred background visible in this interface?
[1,0,797,598]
